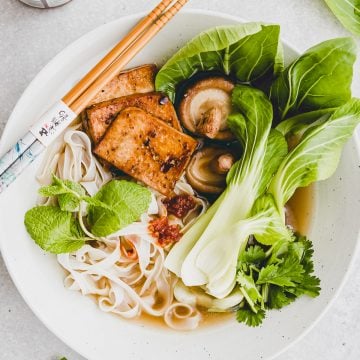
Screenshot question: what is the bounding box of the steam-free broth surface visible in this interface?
[136,308,234,329]
[287,185,314,235]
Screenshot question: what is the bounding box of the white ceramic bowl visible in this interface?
[1,10,360,360]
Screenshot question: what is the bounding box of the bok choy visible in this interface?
[157,25,360,327]
[156,23,283,102]
[165,85,288,296]
[270,99,360,217]
[270,38,356,121]
[323,0,360,36]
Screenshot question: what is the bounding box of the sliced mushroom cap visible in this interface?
[186,146,236,194]
[179,77,235,140]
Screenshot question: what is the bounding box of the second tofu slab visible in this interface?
[94,107,198,195]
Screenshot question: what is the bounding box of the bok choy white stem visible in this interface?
[165,85,287,295]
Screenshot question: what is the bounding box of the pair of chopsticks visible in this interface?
[0,0,188,194]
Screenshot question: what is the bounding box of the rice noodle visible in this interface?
[57,240,174,318]
[164,303,201,330]
[37,128,111,194]
[38,128,208,329]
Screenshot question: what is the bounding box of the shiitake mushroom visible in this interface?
[178,76,235,141]
[177,73,241,194]
[186,146,236,194]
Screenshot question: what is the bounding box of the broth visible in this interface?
[134,307,234,329]
[286,184,314,234]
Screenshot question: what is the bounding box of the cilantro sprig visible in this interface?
[236,235,320,327]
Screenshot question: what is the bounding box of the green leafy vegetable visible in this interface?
[237,271,263,312]
[276,109,335,137]
[235,235,320,326]
[39,175,86,212]
[155,23,283,101]
[287,274,321,298]
[296,236,315,273]
[270,98,360,216]
[324,0,360,36]
[249,195,293,246]
[257,255,305,287]
[256,130,288,195]
[161,29,360,327]
[24,206,85,254]
[238,245,266,266]
[166,86,293,299]
[236,306,266,327]
[165,85,279,294]
[26,179,151,253]
[267,285,295,309]
[226,85,275,199]
[40,178,152,238]
[88,180,151,236]
[266,239,289,265]
[270,38,356,121]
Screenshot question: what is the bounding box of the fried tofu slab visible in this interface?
[89,64,156,105]
[86,92,181,144]
[94,107,198,195]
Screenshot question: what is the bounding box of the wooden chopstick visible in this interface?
[62,0,174,107]
[70,0,188,115]
[0,0,175,183]
[0,0,188,194]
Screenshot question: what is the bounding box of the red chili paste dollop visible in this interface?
[149,217,182,247]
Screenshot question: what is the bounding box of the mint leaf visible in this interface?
[39,175,86,212]
[58,194,81,212]
[24,206,85,254]
[83,196,110,209]
[236,305,266,327]
[58,182,85,212]
[88,206,120,236]
[88,180,151,237]
[39,184,67,196]
[39,175,85,198]
[257,255,305,287]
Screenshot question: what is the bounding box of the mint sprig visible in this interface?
[24,177,151,254]
[39,175,86,212]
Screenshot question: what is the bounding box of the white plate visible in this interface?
[1,9,360,360]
